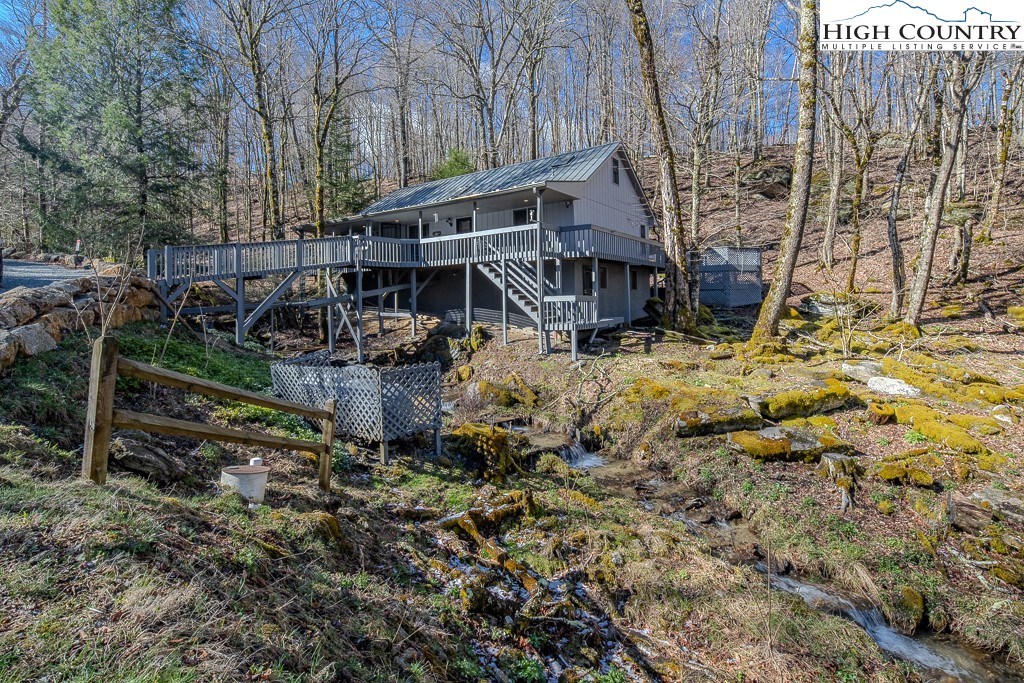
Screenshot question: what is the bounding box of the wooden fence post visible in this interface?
[319,399,337,492]
[82,336,119,484]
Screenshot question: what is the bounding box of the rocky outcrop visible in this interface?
[0,273,160,372]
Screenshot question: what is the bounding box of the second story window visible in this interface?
[612,158,620,185]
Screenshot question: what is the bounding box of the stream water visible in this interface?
[576,454,1023,683]
[762,570,1022,683]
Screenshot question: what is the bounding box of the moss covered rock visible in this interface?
[916,420,987,454]
[675,406,763,437]
[727,426,852,463]
[753,380,851,420]
[866,402,895,425]
[455,364,474,382]
[890,586,925,634]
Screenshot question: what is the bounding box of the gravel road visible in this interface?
[0,259,84,292]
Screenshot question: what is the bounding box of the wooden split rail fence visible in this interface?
[81,336,338,492]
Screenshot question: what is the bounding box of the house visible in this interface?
[328,141,666,358]
[147,142,670,361]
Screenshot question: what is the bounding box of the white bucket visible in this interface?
[220,465,270,503]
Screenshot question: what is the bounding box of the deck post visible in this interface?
[592,256,599,323]
[464,261,473,335]
[535,187,546,354]
[418,211,423,239]
[410,269,418,338]
[162,245,172,324]
[652,267,659,298]
[571,328,578,362]
[624,263,631,327]
[377,269,384,334]
[326,267,336,353]
[501,256,508,345]
[434,428,442,458]
[355,255,364,363]
[380,440,390,465]
[234,243,245,346]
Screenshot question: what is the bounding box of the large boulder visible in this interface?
[867,376,922,398]
[0,288,39,327]
[751,380,851,420]
[11,323,57,356]
[676,406,763,437]
[841,359,883,384]
[0,329,22,369]
[727,426,854,463]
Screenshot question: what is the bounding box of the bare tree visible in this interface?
[904,52,988,328]
[624,0,695,332]
[751,0,817,342]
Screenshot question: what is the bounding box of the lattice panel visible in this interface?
[691,247,763,308]
[271,354,441,444]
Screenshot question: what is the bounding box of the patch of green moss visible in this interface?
[880,321,922,340]
[757,380,851,420]
[940,305,964,319]
[948,414,1002,436]
[878,500,896,515]
[624,378,672,402]
[729,430,792,460]
[1008,306,1024,323]
[976,453,1009,472]
[916,420,987,454]
[894,404,941,426]
[882,357,1019,406]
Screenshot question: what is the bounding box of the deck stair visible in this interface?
[475,259,556,323]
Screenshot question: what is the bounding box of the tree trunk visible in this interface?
[984,57,1024,239]
[887,59,937,319]
[751,0,817,341]
[624,0,695,332]
[904,54,984,327]
[821,121,843,269]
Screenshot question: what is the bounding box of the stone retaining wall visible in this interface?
[0,271,160,372]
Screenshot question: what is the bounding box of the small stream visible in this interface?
[762,570,1022,683]
[575,454,1024,683]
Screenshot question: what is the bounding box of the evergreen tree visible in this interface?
[430,148,474,180]
[25,0,203,254]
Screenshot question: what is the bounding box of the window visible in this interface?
[631,269,638,290]
[612,158,620,185]
[599,267,608,289]
[582,267,594,296]
[513,207,536,225]
[455,217,472,234]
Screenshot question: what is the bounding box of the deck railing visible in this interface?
[148,224,666,285]
[542,295,598,331]
[419,224,562,267]
[560,225,666,267]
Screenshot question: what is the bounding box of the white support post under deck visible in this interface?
[377,269,384,334]
[535,187,546,354]
[234,243,245,346]
[410,269,417,338]
[464,261,473,335]
[501,256,508,346]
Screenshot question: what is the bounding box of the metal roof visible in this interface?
[359,142,622,216]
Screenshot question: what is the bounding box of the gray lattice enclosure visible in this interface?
[695,247,763,308]
[271,352,442,451]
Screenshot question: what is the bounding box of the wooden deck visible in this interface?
[147,223,663,360]
[147,223,665,285]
